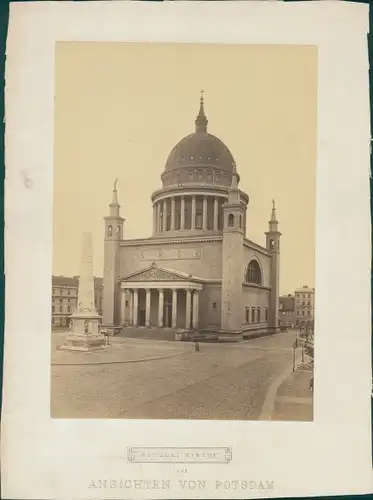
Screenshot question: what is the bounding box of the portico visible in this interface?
[120,263,203,329]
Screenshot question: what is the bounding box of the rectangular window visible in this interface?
[251,308,255,323]
[257,308,261,322]
[302,311,305,316]
[265,308,268,321]
[212,302,217,310]
[297,311,300,316]
[52,306,55,313]
[68,290,71,295]
[245,308,250,323]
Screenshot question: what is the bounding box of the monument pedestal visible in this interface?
[60,313,106,352]
[59,232,106,352]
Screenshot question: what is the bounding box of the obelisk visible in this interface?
[60,232,106,351]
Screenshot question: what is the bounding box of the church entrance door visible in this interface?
[163,304,172,328]
[139,309,146,326]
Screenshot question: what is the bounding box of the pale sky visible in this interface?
[53,42,317,296]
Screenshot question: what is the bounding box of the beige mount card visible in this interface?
[2,1,372,499]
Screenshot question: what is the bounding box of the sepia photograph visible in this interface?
[3,2,371,499]
[51,42,317,420]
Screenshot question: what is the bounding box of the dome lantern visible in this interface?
[194,90,208,133]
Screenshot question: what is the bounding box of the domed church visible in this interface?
[102,93,281,340]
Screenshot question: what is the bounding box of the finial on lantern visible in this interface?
[195,90,208,133]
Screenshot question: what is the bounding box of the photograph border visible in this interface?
[2,2,372,498]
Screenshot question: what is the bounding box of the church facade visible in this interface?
[102,95,281,340]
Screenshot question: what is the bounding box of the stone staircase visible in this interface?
[118,327,178,341]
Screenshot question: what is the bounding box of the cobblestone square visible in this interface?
[51,330,314,420]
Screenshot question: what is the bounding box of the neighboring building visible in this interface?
[294,285,315,327]
[102,94,282,340]
[52,276,103,328]
[279,294,295,328]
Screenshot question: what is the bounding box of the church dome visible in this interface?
[161,93,237,187]
[165,132,236,172]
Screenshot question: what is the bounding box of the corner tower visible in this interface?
[220,165,248,337]
[103,180,125,326]
[265,200,281,332]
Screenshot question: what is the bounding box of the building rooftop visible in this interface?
[52,276,103,288]
[294,285,315,293]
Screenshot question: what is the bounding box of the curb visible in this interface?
[259,352,302,420]
[52,351,185,367]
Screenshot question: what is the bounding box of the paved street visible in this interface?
[51,330,313,420]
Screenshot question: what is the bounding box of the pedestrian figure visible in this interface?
[195,341,200,352]
[309,376,314,391]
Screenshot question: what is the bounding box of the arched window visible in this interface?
[246,259,262,285]
[108,225,113,237]
[228,213,234,227]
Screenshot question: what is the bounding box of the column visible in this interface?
[192,290,199,329]
[171,197,176,230]
[180,196,185,230]
[157,203,161,233]
[145,288,151,327]
[202,196,208,230]
[158,202,162,232]
[153,205,157,234]
[191,196,196,230]
[172,289,178,328]
[128,290,133,325]
[154,203,158,232]
[162,200,167,231]
[158,289,164,327]
[213,197,219,231]
[121,289,127,325]
[133,289,139,327]
[185,289,192,329]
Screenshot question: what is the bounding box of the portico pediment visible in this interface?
[121,263,199,283]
